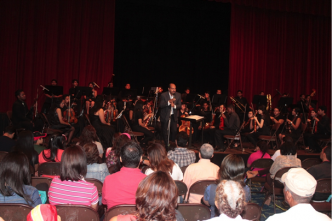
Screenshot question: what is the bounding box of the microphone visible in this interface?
[40,85,49,91]
[276,89,282,95]
[93,82,100,88]
[197,94,204,99]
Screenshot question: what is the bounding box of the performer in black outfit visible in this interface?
[159,83,181,149]
[117,83,135,112]
[131,102,154,147]
[304,106,330,153]
[41,79,63,114]
[69,79,81,114]
[269,107,285,136]
[12,89,34,131]
[234,90,248,124]
[279,107,302,145]
[214,104,240,151]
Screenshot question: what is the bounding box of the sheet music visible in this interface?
[186,115,204,120]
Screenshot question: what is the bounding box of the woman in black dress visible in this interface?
[246,105,270,150]
[47,98,75,145]
[85,82,97,114]
[131,102,154,146]
[89,96,115,149]
[279,108,302,144]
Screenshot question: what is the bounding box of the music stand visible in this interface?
[77,86,92,98]
[278,97,293,113]
[45,85,63,96]
[252,95,267,107]
[212,94,227,106]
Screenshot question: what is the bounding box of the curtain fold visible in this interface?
[0,0,115,112]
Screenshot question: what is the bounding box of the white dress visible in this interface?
[145,163,183,180]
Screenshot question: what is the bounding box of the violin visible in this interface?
[179,110,194,136]
[63,105,78,124]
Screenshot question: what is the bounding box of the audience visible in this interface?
[247,140,271,174]
[48,145,99,210]
[167,132,196,167]
[110,171,184,221]
[0,151,42,207]
[106,133,130,174]
[204,154,251,217]
[38,132,65,164]
[102,141,146,210]
[183,143,219,203]
[0,126,16,152]
[205,180,248,221]
[15,130,39,172]
[26,204,60,221]
[271,135,296,161]
[77,125,104,158]
[266,168,331,221]
[307,144,331,201]
[33,131,47,154]
[84,143,110,183]
[145,143,183,180]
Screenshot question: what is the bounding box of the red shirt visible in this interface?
[102,167,146,209]
[39,149,64,164]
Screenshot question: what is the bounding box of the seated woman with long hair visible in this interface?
[203,154,251,217]
[106,133,131,174]
[48,145,98,210]
[89,96,115,149]
[83,143,110,183]
[39,132,65,164]
[0,151,42,207]
[15,130,39,173]
[77,125,104,158]
[110,171,184,221]
[145,143,183,181]
[47,97,75,145]
[247,140,271,175]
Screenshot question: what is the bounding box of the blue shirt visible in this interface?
[86,163,110,183]
[0,185,42,207]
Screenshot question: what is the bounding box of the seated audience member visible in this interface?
[110,171,184,221]
[167,132,196,167]
[33,131,47,154]
[0,126,16,152]
[27,204,61,221]
[307,144,331,201]
[83,143,110,183]
[204,154,251,217]
[247,141,271,174]
[183,143,219,203]
[205,180,248,221]
[106,133,130,174]
[266,168,331,221]
[0,151,42,207]
[77,125,103,158]
[102,142,146,210]
[39,132,65,164]
[271,135,295,161]
[48,145,98,210]
[145,143,183,181]
[15,130,39,172]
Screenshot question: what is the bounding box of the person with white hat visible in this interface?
[266,168,331,221]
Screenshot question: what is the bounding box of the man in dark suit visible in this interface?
[12,89,33,131]
[159,83,181,150]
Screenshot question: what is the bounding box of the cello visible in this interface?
[63,96,78,124]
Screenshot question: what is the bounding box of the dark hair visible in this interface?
[324,144,331,162]
[280,142,297,155]
[0,151,33,205]
[88,82,94,87]
[83,143,100,164]
[176,132,189,147]
[120,142,142,168]
[42,132,64,162]
[237,90,243,94]
[90,96,104,115]
[319,105,327,113]
[300,94,305,98]
[293,108,300,115]
[107,133,131,174]
[258,105,268,115]
[147,143,174,174]
[219,154,245,186]
[63,94,69,99]
[72,79,79,83]
[51,79,57,84]
[274,107,281,112]
[4,125,16,134]
[15,131,38,167]
[135,171,178,221]
[49,97,65,114]
[185,87,190,91]
[15,89,23,98]
[60,145,87,181]
[168,83,175,88]
[227,104,235,110]
[283,135,294,144]
[257,140,268,156]
[78,126,99,147]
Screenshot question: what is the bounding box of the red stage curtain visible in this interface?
[0,0,115,112]
[227,3,331,113]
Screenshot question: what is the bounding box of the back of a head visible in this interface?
[79,125,98,145]
[176,132,189,147]
[324,144,331,162]
[215,180,246,218]
[283,135,293,144]
[136,171,178,220]
[220,154,245,182]
[4,126,16,135]
[60,145,87,181]
[83,143,99,165]
[0,151,31,202]
[200,143,214,159]
[46,133,64,161]
[16,130,34,153]
[147,143,174,173]
[257,141,268,154]
[280,142,296,155]
[113,133,131,155]
[120,142,142,168]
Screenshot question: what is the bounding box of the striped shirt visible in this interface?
[48,177,98,206]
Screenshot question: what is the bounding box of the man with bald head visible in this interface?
[159,83,181,150]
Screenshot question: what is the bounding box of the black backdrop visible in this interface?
[113,0,231,96]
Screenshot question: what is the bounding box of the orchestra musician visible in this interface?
[69,79,81,114]
[12,89,34,131]
[159,83,181,150]
[63,94,85,137]
[197,91,211,107]
[241,110,255,134]
[85,82,97,114]
[304,106,330,153]
[107,81,114,88]
[118,83,135,112]
[214,104,240,151]
[234,90,248,123]
[41,79,63,114]
[181,87,191,103]
[177,103,188,129]
[278,107,302,145]
[270,107,285,136]
[246,105,270,150]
